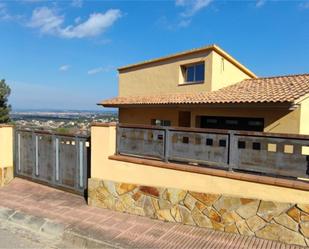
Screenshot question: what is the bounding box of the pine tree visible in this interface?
[0,79,11,123]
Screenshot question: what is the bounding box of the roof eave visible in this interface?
[117,44,257,79]
[99,101,294,109]
[294,93,309,105]
[211,45,257,78]
[117,44,215,71]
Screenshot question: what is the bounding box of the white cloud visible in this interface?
[256,0,266,8]
[178,19,191,28]
[176,0,213,17]
[0,3,8,19]
[74,16,81,23]
[28,7,64,34]
[299,1,309,9]
[22,0,45,3]
[0,3,24,21]
[173,0,212,28]
[60,10,121,38]
[175,0,185,6]
[0,3,14,21]
[59,64,70,71]
[156,15,192,30]
[71,0,83,8]
[87,66,113,75]
[28,7,121,39]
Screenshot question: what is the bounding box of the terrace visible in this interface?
[115,123,309,181]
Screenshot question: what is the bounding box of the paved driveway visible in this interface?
[0,178,306,249]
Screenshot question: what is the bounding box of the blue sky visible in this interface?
[0,0,308,110]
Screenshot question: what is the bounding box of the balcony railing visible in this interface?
[116,124,309,179]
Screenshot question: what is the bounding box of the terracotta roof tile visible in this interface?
[100,73,309,107]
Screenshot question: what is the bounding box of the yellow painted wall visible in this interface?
[119,107,180,127]
[119,51,212,97]
[211,51,252,91]
[118,50,253,97]
[0,125,13,169]
[91,124,309,204]
[299,97,309,135]
[119,106,301,134]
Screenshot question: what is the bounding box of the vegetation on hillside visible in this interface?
[0,79,11,123]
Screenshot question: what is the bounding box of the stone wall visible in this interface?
[0,167,13,187]
[88,178,309,247]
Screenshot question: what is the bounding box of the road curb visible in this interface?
[0,206,125,248]
[63,229,125,249]
[0,206,15,220]
[0,207,66,238]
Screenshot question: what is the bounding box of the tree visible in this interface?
[0,79,11,123]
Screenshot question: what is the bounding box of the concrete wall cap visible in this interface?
[91,122,117,127]
[0,124,14,128]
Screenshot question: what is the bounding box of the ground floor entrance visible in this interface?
[119,105,300,134]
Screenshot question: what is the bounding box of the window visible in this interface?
[238,141,246,149]
[151,119,171,127]
[252,142,261,150]
[248,120,264,127]
[225,119,238,125]
[206,118,217,124]
[182,63,205,83]
[198,116,264,132]
[219,139,227,147]
[206,138,213,146]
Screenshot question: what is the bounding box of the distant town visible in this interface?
[11,109,118,135]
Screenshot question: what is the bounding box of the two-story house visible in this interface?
[100,44,309,134]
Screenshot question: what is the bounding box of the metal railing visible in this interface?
[116,124,309,179]
[15,129,90,194]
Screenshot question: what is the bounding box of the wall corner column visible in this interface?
[0,125,14,186]
[90,122,117,180]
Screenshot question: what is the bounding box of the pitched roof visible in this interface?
[100,74,309,107]
[118,44,257,78]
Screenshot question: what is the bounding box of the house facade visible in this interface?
[91,45,309,246]
[101,44,309,135]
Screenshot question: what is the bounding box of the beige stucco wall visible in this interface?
[118,50,253,97]
[119,51,212,97]
[119,106,301,134]
[119,107,180,126]
[211,51,252,91]
[91,124,309,204]
[0,125,13,168]
[0,125,14,186]
[299,97,309,135]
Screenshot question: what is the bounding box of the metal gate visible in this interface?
[14,129,90,195]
